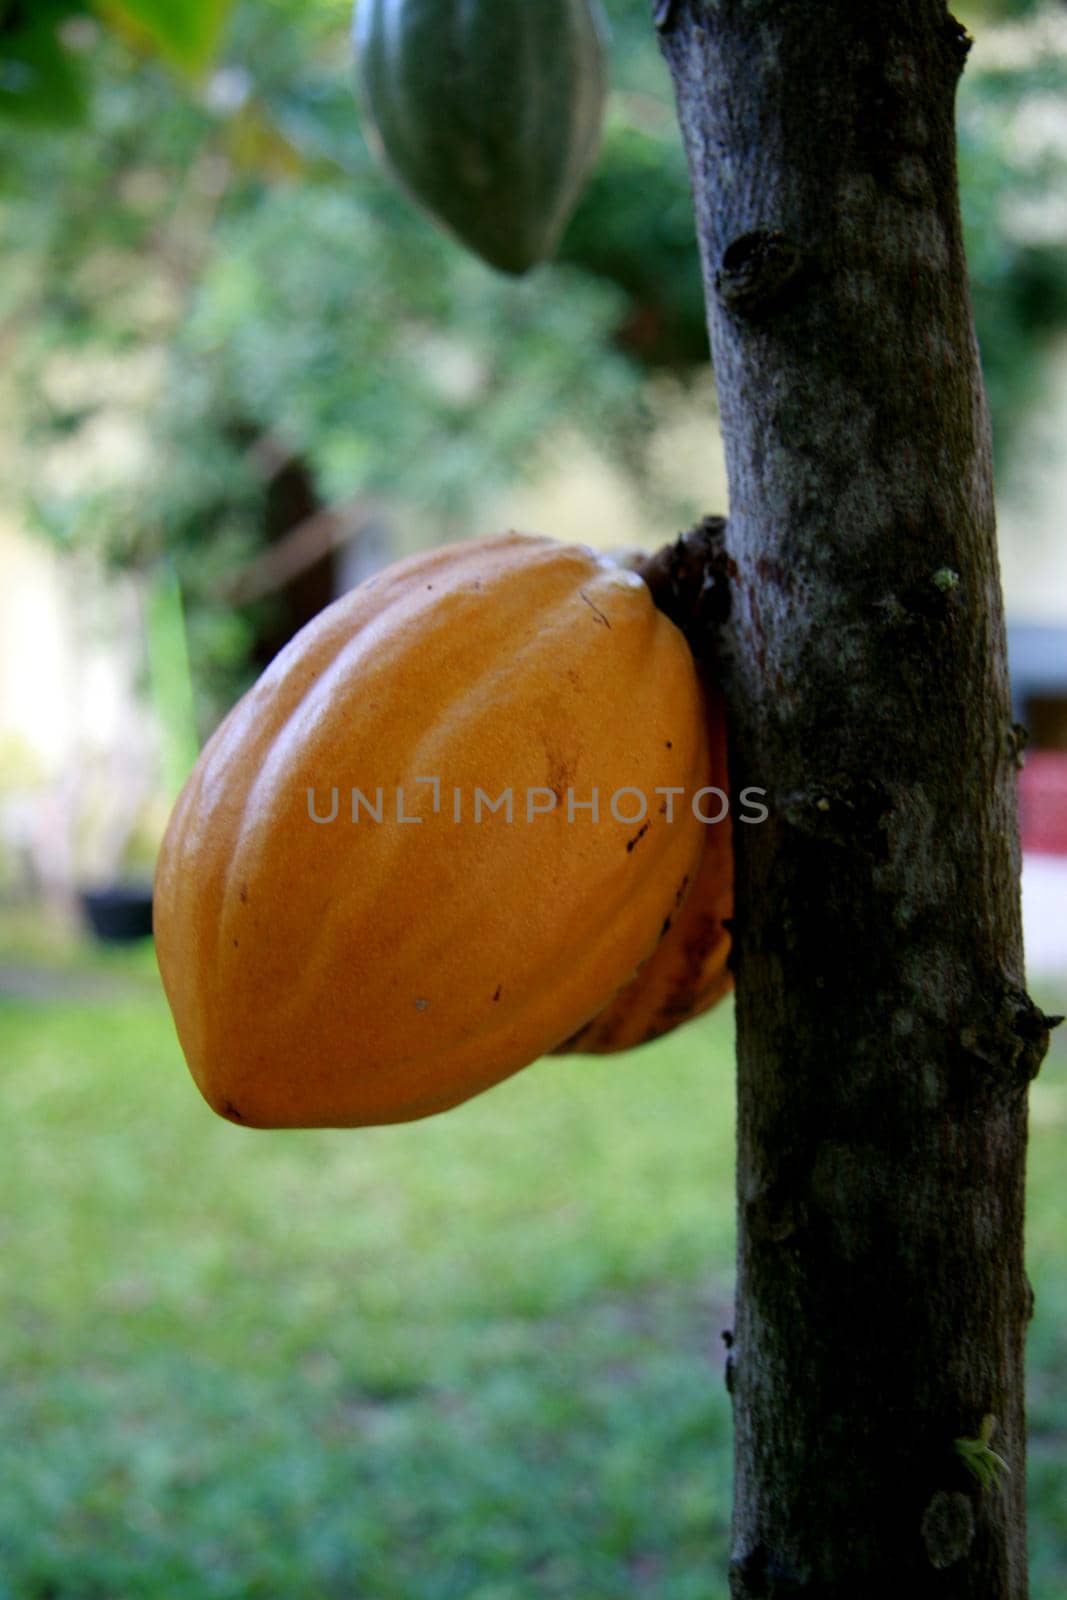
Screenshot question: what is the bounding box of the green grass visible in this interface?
[0,928,1064,1599]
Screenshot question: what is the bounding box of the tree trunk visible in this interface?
[655,3,1056,1594]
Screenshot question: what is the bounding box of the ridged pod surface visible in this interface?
[155,533,713,1128]
[553,689,733,1053]
[353,0,608,274]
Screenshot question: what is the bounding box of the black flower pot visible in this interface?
[80,882,154,943]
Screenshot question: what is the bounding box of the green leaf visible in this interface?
[0,7,88,126]
[145,563,201,800]
[954,1416,1011,1493]
[93,0,233,72]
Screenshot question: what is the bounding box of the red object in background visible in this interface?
[1019,751,1067,856]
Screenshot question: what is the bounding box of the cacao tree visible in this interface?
[6,0,1065,1591]
[654,2,1056,1593]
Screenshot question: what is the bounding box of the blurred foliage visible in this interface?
[0,0,233,116]
[2,0,1067,725]
[958,13,1067,454]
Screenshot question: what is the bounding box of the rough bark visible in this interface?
[653,3,1056,1595]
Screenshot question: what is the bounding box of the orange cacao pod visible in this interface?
[155,533,717,1127]
[553,688,732,1053]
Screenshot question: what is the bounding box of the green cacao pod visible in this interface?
[353,0,608,275]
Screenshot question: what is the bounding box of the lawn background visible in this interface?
[1,915,1063,1599]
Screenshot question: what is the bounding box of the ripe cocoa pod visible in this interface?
[553,688,732,1053]
[155,532,716,1127]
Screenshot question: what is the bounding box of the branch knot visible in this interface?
[958,987,1060,1094]
[716,230,802,317]
[921,1490,975,1569]
[635,515,732,667]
